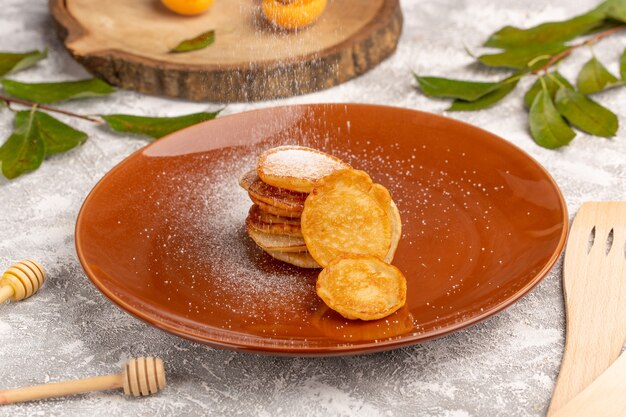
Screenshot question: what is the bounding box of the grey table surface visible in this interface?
[1,0,625,416]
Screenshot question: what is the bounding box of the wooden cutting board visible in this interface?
[50,0,402,102]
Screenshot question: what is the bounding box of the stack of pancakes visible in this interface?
[240,146,353,268]
[240,146,401,269]
[240,168,320,268]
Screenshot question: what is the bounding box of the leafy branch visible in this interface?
[0,93,102,123]
[0,51,220,180]
[531,24,626,74]
[414,0,626,149]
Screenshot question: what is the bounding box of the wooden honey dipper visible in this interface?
[0,260,45,305]
[0,357,166,404]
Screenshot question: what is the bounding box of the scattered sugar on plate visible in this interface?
[137,149,317,330]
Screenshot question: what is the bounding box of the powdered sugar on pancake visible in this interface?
[257,146,351,191]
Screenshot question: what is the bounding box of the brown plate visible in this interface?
[75,104,568,356]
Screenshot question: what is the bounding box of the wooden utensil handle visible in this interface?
[548,325,624,415]
[551,350,626,417]
[0,285,13,304]
[0,374,122,405]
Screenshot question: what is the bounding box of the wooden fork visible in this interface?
[547,202,626,415]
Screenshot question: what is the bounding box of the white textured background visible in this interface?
[1,0,625,416]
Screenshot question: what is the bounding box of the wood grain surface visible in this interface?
[548,202,626,415]
[551,350,626,417]
[49,0,403,102]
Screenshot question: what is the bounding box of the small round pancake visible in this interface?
[384,201,402,263]
[316,254,407,321]
[250,195,302,218]
[246,227,307,252]
[239,170,308,212]
[254,205,302,226]
[257,146,351,193]
[301,169,392,267]
[264,250,321,269]
[246,205,302,237]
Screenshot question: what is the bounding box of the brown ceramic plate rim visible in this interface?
[75,103,569,356]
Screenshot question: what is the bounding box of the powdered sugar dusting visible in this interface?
[259,146,351,183]
[137,151,318,329]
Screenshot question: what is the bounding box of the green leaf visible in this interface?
[102,110,221,139]
[0,110,88,179]
[448,79,519,111]
[576,57,620,94]
[0,109,45,179]
[601,0,626,21]
[484,0,626,48]
[33,111,88,155]
[586,18,625,33]
[414,76,499,101]
[0,49,47,77]
[170,30,215,53]
[478,43,568,69]
[554,87,618,137]
[529,89,576,149]
[1,78,115,104]
[620,48,626,80]
[484,10,605,49]
[524,72,573,109]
